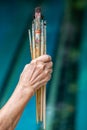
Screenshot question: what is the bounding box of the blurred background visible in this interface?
[0,0,87,130]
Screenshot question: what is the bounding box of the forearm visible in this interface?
[0,84,33,130]
[0,55,52,130]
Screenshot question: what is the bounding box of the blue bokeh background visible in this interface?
[0,1,87,130]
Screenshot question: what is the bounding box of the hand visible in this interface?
[0,55,53,130]
[18,55,53,95]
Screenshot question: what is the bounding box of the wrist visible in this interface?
[17,83,34,99]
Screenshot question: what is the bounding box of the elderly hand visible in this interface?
[0,55,53,130]
[18,55,53,95]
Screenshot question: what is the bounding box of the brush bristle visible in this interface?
[35,7,41,13]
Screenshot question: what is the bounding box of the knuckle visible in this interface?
[50,61,53,66]
[44,70,48,74]
[31,60,36,65]
[31,59,36,63]
[44,69,52,75]
[37,63,44,70]
[30,61,37,67]
[47,55,51,60]
[30,62,35,66]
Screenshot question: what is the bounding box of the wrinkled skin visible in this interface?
[19,55,53,94]
[0,55,53,130]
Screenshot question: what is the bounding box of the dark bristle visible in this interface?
[35,7,41,13]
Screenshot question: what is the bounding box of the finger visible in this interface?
[44,69,53,74]
[31,55,51,63]
[32,74,51,91]
[30,62,45,82]
[44,61,53,69]
[30,69,52,85]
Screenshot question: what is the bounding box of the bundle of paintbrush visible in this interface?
[28,7,46,129]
